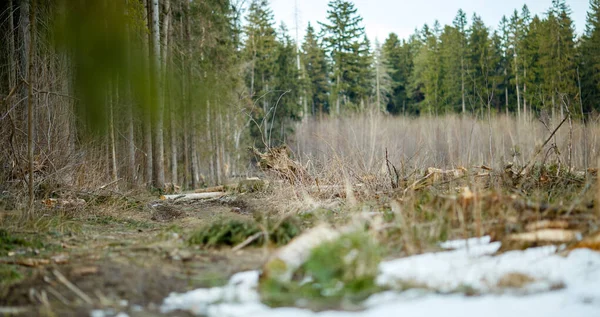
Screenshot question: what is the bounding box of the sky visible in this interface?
[270,0,590,44]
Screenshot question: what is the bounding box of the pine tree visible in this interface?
[509,9,525,119]
[522,15,542,114]
[411,22,443,115]
[269,23,302,147]
[498,15,512,113]
[301,23,330,116]
[538,0,577,116]
[579,0,600,114]
[319,0,367,114]
[373,39,392,112]
[243,0,278,145]
[244,0,277,102]
[454,9,468,113]
[383,33,416,114]
[468,14,496,114]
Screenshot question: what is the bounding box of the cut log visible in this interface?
[261,224,340,283]
[194,185,225,193]
[160,192,225,201]
[507,229,582,243]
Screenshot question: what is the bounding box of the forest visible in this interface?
[1,0,600,316]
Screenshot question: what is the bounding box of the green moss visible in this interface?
[260,231,385,310]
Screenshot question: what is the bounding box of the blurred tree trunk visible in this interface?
[143,0,153,186]
[184,0,198,189]
[162,0,177,185]
[179,0,189,188]
[124,0,136,185]
[150,0,165,189]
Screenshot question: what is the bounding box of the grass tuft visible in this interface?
[188,216,302,248]
[260,230,384,310]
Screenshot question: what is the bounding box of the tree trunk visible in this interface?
[514,54,521,121]
[461,57,466,114]
[523,66,527,123]
[143,0,153,186]
[161,0,176,185]
[149,0,165,189]
[8,0,16,90]
[21,0,34,154]
[336,73,341,115]
[124,0,136,185]
[26,0,35,215]
[109,80,119,186]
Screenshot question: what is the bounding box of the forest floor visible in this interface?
[0,193,276,316]
[2,162,600,316]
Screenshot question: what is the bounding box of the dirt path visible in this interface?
[0,195,271,316]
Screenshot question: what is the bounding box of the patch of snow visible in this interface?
[160,237,600,316]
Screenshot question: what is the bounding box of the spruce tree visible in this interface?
[319,0,367,113]
[269,23,301,146]
[243,0,278,145]
[579,0,600,114]
[301,23,330,116]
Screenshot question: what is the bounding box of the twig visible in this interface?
[232,232,265,252]
[45,285,72,306]
[518,115,569,176]
[385,148,399,189]
[403,172,434,197]
[53,270,93,305]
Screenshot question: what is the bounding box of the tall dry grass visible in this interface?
[292,113,599,183]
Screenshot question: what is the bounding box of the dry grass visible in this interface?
[245,113,600,256]
[292,113,599,186]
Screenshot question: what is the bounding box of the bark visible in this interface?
[124,0,136,184]
[26,0,35,214]
[161,0,176,185]
[8,0,16,89]
[514,53,521,121]
[109,80,118,185]
[184,0,197,188]
[150,0,165,189]
[143,0,153,186]
[21,0,34,153]
[461,58,465,114]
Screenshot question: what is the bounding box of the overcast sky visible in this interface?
[269,0,589,44]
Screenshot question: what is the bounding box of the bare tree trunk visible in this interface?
[514,53,521,121]
[184,0,197,188]
[523,66,527,122]
[143,0,153,186]
[336,74,341,115]
[109,81,118,185]
[150,0,165,189]
[8,0,16,89]
[26,0,35,215]
[461,58,465,114]
[161,0,176,185]
[376,59,381,111]
[124,1,136,185]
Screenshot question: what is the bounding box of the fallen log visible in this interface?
[160,192,225,201]
[194,185,225,193]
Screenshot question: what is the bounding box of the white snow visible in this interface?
[160,237,600,316]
